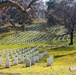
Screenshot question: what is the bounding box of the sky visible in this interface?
[42,0,49,2]
[42,0,76,2]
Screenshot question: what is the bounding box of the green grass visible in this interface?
[0,45,76,75]
[0,24,76,75]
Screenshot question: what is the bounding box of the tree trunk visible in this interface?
[21,24,25,31]
[21,13,25,32]
[69,30,73,45]
[10,21,15,28]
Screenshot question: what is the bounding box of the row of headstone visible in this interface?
[15,46,39,56]
[49,43,70,49]
[2,31,50,44]
[17,48,30,54]
[0,46,39,68]
[2,33,70,45]
[11,50,39,61]
[62,35,66,41]
[5,50,39,68]
[58,35,68,41]
[15,45,39,54]
[25,25,43,31]
[39,51,47,60]
[10,46,39,57]
[6,56,18,68]
[52,34,70,42]
[26,46,39,54]
[26,51,47,67]
[11,47,39,61]
[6,50,9,59]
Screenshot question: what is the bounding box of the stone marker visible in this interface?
[20,55,24,63]
[66,44,69,46]
[17,55,20,60]
[12,55,15,61]
[6,54,9,59]
[56,44,58,47]
[26,58,31,67]
[31,57,35,65]
[39,51,47,60]
[19,51,21,54]
[6,58,10,68]
[0,57,2,66]
[47,56,54,66]
[62,44,64,46]
[35,56,39,62]
[14,57,18,65]
[39,55,42,60]
[2,51,5,58]
[69,66,76,71]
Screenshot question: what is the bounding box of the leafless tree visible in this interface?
[47,0,76,45]
[0,0,38,31]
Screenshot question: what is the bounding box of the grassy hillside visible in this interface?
[0,24,76,75]
[0,46,76,75]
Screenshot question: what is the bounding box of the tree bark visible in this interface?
[21,23,25,31]
[0,1,25,13]
[0,0,38,13]
[69,29,73,45]
[0,0,38,31]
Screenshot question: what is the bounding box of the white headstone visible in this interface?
[19,51,21,54]
[17,55,20,60]
[6,54,9,59]
[0,57,2,66]
[14,57,18,65]
[62,44,64,46]
[35,56,39,62]
[2,51,5,58]
[39,55,41,60]
[66,44,69,46]
[5,58,10,68]
[47,56,54,66]
[12,55,15,60]
[56,44,58,47]
[31,57,35,65]
[20,56,24,63]
[26,58,31,67]
[69,66,76,71]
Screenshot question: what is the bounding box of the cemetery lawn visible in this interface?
[0,44,76,75]
[0,25,76,75]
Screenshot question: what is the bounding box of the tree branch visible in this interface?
[0,0,38,13]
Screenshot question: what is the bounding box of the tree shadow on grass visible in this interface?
[54,52,76,58]
[52,46,75,51]
[0,72,21,75]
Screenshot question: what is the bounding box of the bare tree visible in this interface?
[57,0,76,45]
[0,0,38,31]
[0,0,38,13]
[46,0,76,45]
